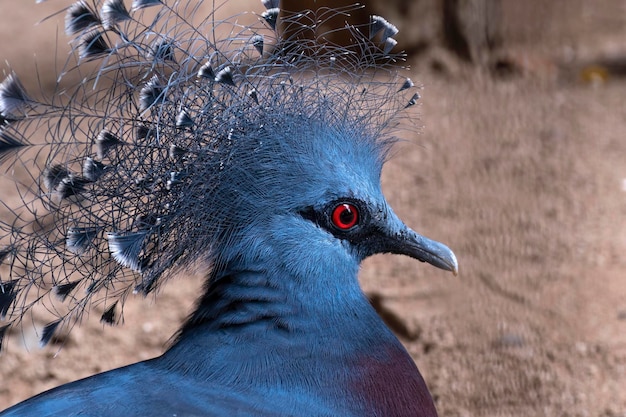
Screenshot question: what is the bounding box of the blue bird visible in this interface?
[0,1,457,416]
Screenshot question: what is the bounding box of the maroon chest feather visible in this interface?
[349,345,438,417]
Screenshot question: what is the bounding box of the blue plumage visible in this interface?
[0,1,457,415]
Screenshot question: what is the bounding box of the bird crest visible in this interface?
[0,0,423,350]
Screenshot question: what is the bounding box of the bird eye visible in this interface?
[331,203,359,230]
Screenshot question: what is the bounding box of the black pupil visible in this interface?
[339,206,355,225]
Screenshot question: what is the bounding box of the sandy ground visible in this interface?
[1,1,626,416]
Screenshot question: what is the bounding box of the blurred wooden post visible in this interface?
[276,0,501,65]
[278,0,372,48]
[443,0,501,63]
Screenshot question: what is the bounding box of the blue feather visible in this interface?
[0,1,457,415]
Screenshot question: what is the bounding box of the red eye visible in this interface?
[331,203,359,230]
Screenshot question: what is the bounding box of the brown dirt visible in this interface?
[1,1,626,416]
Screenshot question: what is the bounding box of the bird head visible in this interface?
[198,109,458,282]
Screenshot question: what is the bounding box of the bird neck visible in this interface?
[177,216,378,339]
[176,262,376,343]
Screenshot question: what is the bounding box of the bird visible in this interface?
[0,0,458,416]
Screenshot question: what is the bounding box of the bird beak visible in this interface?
[393,227,459,276]
[374,212,458,275]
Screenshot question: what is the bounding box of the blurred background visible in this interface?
[1,1,625,415]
